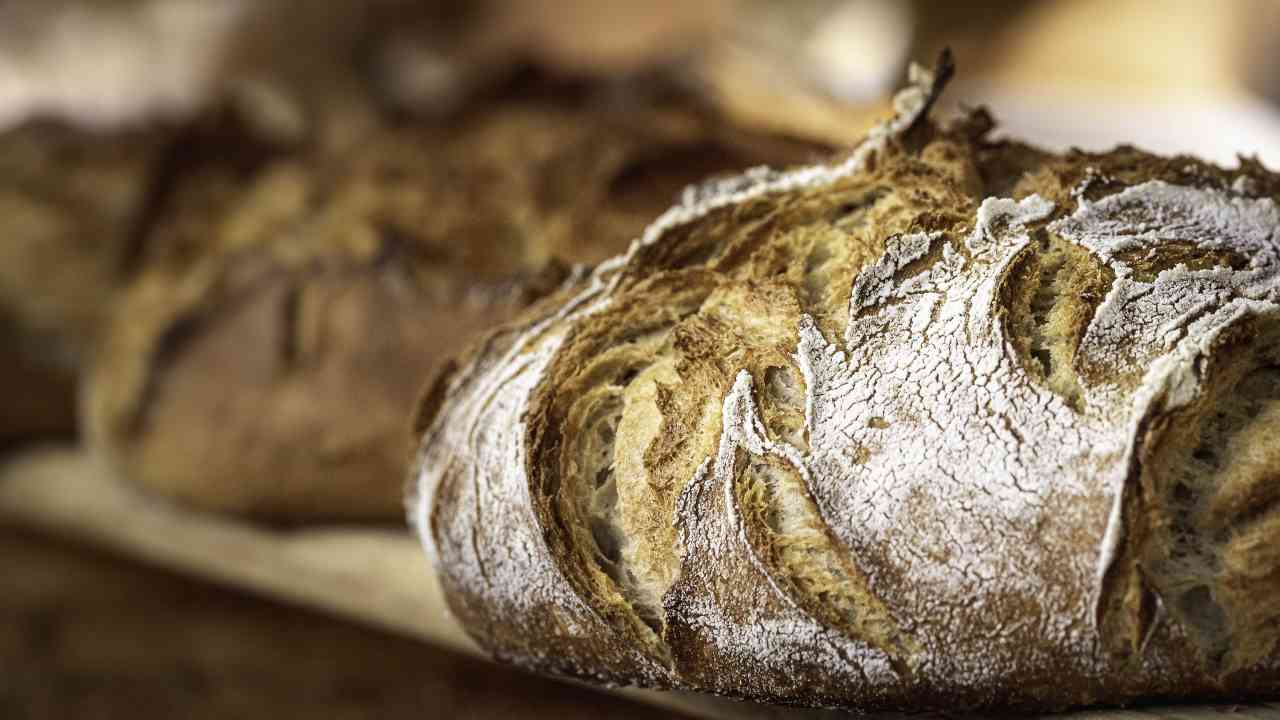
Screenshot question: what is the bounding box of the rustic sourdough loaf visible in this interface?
[85,86,822,520]
[410,62,1280,710]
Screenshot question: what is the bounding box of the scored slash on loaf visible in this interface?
[409,60,1280,711]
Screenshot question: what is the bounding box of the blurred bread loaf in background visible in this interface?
[83,80,823,519]
[0,0,829,458]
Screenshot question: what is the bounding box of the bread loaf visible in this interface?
[410,63,1280,710]
[86,86,823,520]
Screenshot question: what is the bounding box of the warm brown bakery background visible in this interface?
[4,1,1280,718]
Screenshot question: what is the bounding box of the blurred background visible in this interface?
[4,0,1279,159]
[3,1,1280,718]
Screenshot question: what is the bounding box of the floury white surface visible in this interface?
[707,182,1280,691]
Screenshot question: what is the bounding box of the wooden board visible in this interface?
[2,446,1278,720]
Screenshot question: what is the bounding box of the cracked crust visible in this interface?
[84,89,821,521]
[411,66,1280,711]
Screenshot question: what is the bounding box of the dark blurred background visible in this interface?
[3,2,1280,718]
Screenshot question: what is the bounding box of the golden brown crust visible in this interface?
[412,73,1280,710]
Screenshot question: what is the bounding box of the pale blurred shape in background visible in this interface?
[731,0,913,103]
[949,0,1280,166]
[0,0,244,131]
[804,0,913,101]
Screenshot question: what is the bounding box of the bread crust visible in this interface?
[412,67,1280,710]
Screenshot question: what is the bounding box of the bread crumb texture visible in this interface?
[411,69,1280,711]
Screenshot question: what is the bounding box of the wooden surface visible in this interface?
[2,446,1279,720]
[0,526,681,720]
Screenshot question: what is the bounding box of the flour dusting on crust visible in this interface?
[410,66,1280,710]
[1048,181,1280,614]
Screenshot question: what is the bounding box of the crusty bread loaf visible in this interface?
[85,86,822,521]
[410,62,1280,711]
